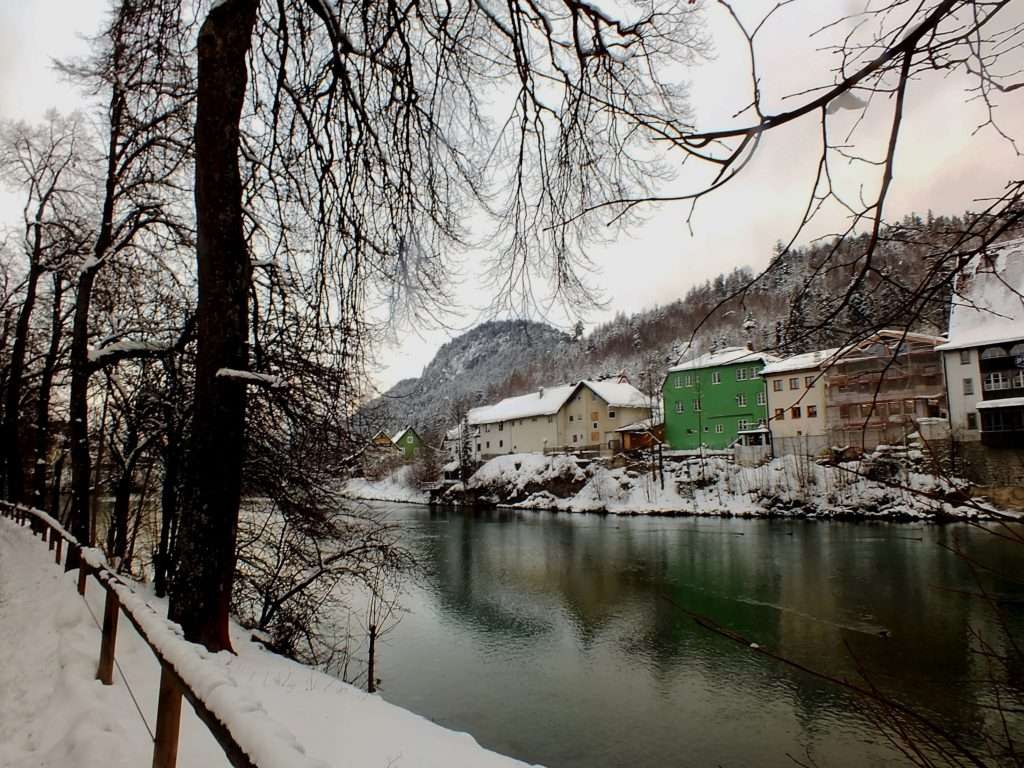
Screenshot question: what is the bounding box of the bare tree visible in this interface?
[171,0,706,651]
[0,113,89,504]
[57,0,195,566]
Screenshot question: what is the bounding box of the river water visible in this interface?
[343,504,1024,767]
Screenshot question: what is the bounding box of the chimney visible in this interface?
[538,386,545,398]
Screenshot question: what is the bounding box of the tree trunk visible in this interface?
[367,624,377,694]
[31,275,64,509]
[2,265,42,504]
[168,0,258,652]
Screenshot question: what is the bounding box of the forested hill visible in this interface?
[367,211,1011,439]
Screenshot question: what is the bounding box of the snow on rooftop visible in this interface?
[760,348,841,376]
[976,397,1024,409]
[936,238,1024,351]
[668,346,780,373]
[584,379,650,409]
[392,426,413,443]
[468,380,649,425]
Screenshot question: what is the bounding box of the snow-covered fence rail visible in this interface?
[0,501,281,768]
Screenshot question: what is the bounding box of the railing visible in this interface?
[0,501,267,768]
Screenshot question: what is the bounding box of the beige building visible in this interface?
[761,349,838,457]
[467,378,652,458]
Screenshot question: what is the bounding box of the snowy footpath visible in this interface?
[0,517,534,768]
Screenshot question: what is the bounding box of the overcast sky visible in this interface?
[2,1,1022,392]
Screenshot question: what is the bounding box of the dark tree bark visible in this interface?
[155,356,184,598]
[30,275,64,509]
[168,0,258,652]
[66,263,101,568]
[1,264,41,504]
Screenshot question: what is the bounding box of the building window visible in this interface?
[789,377,800,390]
[568,414,574,422]
[804,375,814,388]
[715,423,724,433]
[791,406,802,419]
[773,380,784,392]
[592,422,598,429]
[736,368,748,381]
[674,401,684,414]
[674,374,684,388]
[499,440,503,448]
[692,399,702,411]
[757,391,767,406]
[984,371,1011,391]
[498,422,503,431]
[963,378,974,396]
[966,412,978,430]
[486,441,490,449]
[684,374,693,386]
[807,405,818,418]
[737,419,749,431]
[547,416,553,423]
[712,371,721,384]
[572,434,578,443]
[608,409,616,418]
[407,435,414,444]
[981,346,1008,360]
[736,393,748,407]
[774,408,785,420]
[959,350,970,365]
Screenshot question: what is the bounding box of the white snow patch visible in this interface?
[0,517,535,768]
[341,465,429,504]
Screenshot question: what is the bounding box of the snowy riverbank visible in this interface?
[346,452,1015,521]
[0,518,533,768]
[341,464,429,505]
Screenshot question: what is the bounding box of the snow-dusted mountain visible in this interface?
[366,320,571,437]
[365,210,1021,440]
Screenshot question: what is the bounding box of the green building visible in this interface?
[392,426,426,459]
[662,347,779,450]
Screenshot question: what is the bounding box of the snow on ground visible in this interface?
[461,452,1013,520]
[0,517,534,768]
[341,464,429,504]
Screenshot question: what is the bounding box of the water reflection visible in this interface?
[350,505,1023,768]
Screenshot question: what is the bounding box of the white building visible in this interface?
[936,239,1024,447]
[467,378,652,458]
[760,348,839,456]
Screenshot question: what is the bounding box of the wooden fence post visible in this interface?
[152,666,183,768]
[77,560,89,596]
[54,534,63,565]
[96,586,120,685]
[47,527,55,549]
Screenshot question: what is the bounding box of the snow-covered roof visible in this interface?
[615,418,662,432]
[392,426,416,443]
[584,380,650,409]
[760,348,841,376]
[668,346,780,373]
[467,379,650,425]
[976,397,1024,409]
[936,239,1024,351]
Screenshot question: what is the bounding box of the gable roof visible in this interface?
[935,238,1024,351]
[760,348,841,376]
[668,346,780,374]
[392,426,419,444]
[467,379,650,425]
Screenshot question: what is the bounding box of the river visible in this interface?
[340,503,1024,767]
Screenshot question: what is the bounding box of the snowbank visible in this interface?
[461,452,1014,521]
[341,465,429,505]
[0,518,534,768]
